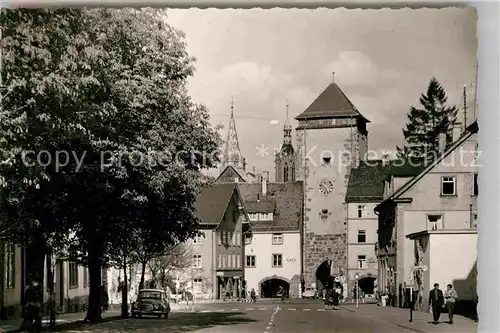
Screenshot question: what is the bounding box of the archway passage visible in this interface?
[358,276,376,295]
[315,260,334,292]
[260,278,290,298]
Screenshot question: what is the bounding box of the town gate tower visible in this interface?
[295,74,369,291]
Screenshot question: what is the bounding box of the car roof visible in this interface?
[139,289,165,293]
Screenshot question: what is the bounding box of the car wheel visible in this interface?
[164,311,169,319]
[131,313,136,318]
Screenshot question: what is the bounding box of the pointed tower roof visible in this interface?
[280,100,294,155]
[295,73,370,122]
[221,97,246,172]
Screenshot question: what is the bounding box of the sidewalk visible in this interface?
[340,304,477,333]
[0,310,121,333]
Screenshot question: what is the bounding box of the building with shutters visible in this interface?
[181,183,249,300]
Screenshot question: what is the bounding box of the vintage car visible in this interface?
[302,287,317,299]
[131,289,171,318]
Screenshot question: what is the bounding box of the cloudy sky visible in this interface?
[166,8,477,176]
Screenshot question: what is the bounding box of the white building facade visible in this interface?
[238,180,304,299]
[376,122,478,313]
[244,230,301,298]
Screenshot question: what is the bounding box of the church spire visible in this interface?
[283,100,292,145]
[221,97,246,173]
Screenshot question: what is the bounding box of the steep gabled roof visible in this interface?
[295,83,369,122]
[215,165,249,183]
[376,121,478,209]
[345,160,392,202]
[238,182,303,232]
[195,183,237,226]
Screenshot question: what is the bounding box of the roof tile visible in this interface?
[346,160,391,202]
[295,83,369,121]
[195,183,236,225]
[238,182,303,232]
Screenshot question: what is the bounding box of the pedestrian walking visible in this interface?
[428,283,445,324]
[21,279,43,332]
[444,284,458,324]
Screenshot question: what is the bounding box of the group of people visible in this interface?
[428,283,458,325]
[322,284,341,310]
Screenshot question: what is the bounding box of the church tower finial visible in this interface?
[221,97,245,173]
[274,99,296,183]
[283,100,292,145]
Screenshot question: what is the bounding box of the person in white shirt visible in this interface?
[444,284,458,324]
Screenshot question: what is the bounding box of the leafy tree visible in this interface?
[1,8,221,324]
[148,243,193,292]
[0,10,86,326]
[397,77,458,159]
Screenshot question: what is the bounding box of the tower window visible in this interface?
[322,156,331,165]
[284,163,289,182]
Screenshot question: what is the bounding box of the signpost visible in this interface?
[409,265,428,322]
[354,273,360,310]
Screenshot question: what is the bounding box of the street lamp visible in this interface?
[408,265,428,322]
[354,273,360,310]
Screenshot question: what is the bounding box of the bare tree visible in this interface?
[148,243,193,291]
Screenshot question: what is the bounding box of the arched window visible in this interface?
[291,163,295,181]
[283,163,289,182]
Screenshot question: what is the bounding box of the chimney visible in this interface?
[252,166,256,174]
[332,72,335,84]
[452,122,462,142]
[262,171,269,196]
[438,132,447,154]
[382,153,390,166]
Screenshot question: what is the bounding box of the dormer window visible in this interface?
[272,233,283,245]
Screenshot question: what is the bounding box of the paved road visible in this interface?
[63,299,415,333]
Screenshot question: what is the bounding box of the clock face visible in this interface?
[318,179,334,195]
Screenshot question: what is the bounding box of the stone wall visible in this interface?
[296,121,365,290]
[303,232,346,288]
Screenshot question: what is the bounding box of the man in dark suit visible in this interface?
[428,283,445,324]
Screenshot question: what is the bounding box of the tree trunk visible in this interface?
[84,249,102,323]
[121,258,129,318]
[21,231,47,329]
[160,268,166,290]
[139,260,146,290]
